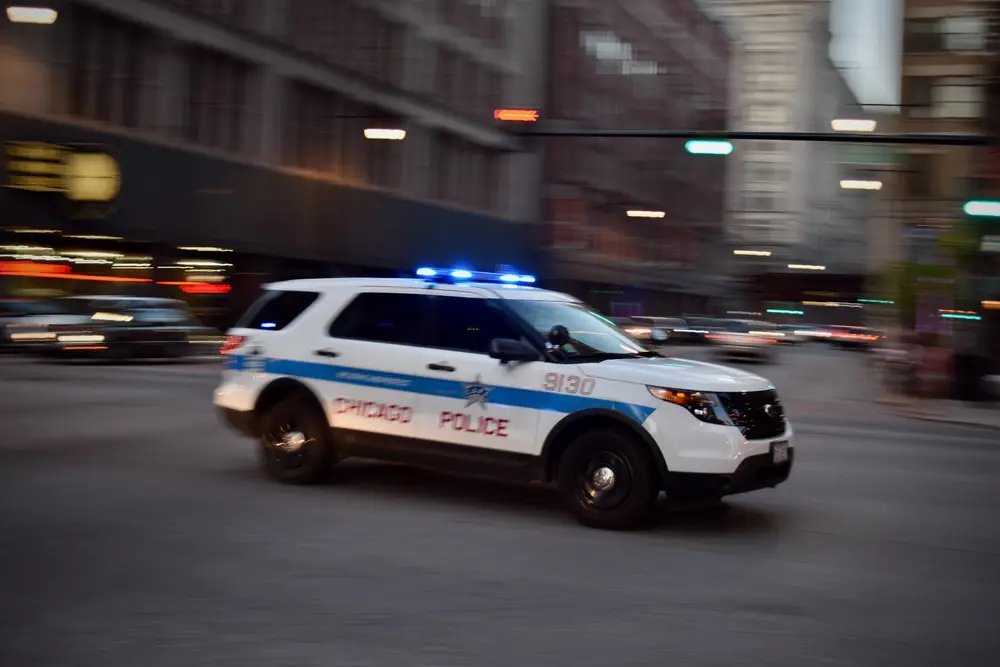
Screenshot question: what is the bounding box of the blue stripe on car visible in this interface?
[228,355,656,422]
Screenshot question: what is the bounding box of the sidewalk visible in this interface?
[907,401,1000,430]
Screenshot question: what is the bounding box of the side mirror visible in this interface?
[489,338,542,363]
[547,325,570,347]
[650,328,669,343]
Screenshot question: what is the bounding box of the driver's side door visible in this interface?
[416,293,545,458]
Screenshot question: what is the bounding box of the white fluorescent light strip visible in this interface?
[363,128,406,140]
[840,179,882,190]
[626,210,665,218]
[788,264,826,270]
[831,119,877,132]
[6,6,58,24]
[733,250,771,256]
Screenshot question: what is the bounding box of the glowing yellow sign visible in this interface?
[4,142,120,202]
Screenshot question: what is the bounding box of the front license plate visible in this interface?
[772,441,789,464]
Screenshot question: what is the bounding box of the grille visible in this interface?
[717,389,786,440]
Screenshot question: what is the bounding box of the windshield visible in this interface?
[507,299,650,360]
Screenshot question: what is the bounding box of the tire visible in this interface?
[556,428,658,530]
[257,393,335,485]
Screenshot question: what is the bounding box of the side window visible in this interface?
[328,293,432,346]
[432,296,526,355]
[238,290,320,331]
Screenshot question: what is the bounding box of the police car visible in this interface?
[214,268,793,530]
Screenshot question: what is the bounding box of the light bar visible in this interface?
[831,119,876,132]
[766,309,804,315]
[415,267,536,285]
[858,298,894,304]
[788,264,826,271]
[364,128,406,140]
[685,140,733,155]
[733,249,771,257]
[840,179,882,190]
[6,6,58,24]
[941,313,981,321]
[626,210,665,218]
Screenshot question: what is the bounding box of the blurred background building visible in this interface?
[542,0,731,316]
[0,0,546,323]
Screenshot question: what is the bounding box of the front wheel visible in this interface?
[257,394,335,484]
[556,428,658,530]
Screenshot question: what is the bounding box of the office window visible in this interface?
[185,46,250,153]
[932,78,984,119]
[62,5,152,129]
[942,16,987,52]
[903,77,934,116]
[903,153,936,199]
[436,47,459,104]
[904,19,941,53]
[284,82,342,172]
[744,193,778,211]
[746,104,787,127]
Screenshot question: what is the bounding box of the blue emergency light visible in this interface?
[414,267,536,285]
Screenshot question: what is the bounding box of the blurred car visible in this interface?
[707,320,781,363]
[0,298,64,351]
[824,325,882,350]
[7,295,221,359]
[672,316,719,344]
[609,316,676,345]
[774,324,807,345]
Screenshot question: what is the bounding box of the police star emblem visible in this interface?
[463,375,492,409]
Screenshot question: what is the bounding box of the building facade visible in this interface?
[541,0,732,317]
[699,0,867,274]
[0,0,546,324]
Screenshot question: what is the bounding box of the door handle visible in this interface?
[314,349,339,358]
[427,362,455,372]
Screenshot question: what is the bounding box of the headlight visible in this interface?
[647,386,733,426]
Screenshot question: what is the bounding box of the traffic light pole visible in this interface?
[511,128,996,147]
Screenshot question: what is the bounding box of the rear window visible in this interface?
[238,290,320,331]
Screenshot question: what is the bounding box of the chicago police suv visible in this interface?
[215,268,793,530]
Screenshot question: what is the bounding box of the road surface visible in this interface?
[1,347,997,666]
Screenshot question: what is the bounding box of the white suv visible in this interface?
[214,271,793,530]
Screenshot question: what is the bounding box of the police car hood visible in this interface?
[580,356,772,393]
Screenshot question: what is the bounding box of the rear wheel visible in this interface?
[257,394,334,485]
[556,428,658,530]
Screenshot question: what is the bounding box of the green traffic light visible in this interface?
[963,200,1000,217]
[685,140,733,155]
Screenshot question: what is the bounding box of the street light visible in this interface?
[626,210,665,218]
[831,119,876,132]
[5,6,57,23]
[685,140,733,155]
[840,179,883,190]
[963,200,1000,217]
[363,128,406,141]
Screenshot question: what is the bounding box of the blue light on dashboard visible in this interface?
[415,267,437,277]
[450,269,472,279]
[518,275,536,284]
[260,322,277,329]
[499,274,520,282]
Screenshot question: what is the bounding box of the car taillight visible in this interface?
[220,335,247,355]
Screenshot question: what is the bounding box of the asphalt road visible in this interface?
[1,347,998,667]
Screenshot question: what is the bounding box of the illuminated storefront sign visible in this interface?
[3,142,121,215]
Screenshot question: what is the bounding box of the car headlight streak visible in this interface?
[647,387,732,426]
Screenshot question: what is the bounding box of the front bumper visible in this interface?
[668,448,794,498]
[218,406,258,438]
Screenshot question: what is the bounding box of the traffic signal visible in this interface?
[685,140,733,155]
[963,200,1000,217]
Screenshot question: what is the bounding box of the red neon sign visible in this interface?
[494,108,539,122]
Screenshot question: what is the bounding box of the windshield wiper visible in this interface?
[572,350,661,362]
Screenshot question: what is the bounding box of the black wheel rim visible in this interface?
[263,419,314,472]
[574,450,633,512]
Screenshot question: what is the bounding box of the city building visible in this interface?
[698,0,868,274]
[0,0,546,324]
[541,0,732,316]
[894,0,994,330]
